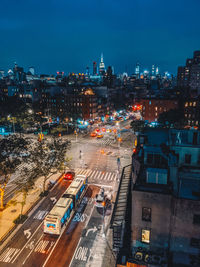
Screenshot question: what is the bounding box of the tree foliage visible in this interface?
[0,135,30,209]
[27,137,71,192]
[130,120,146,133]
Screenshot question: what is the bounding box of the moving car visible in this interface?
[63,171,75,180]
[97,134,104,139]
[90,132,97,137]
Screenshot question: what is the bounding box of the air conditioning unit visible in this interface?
[134,252,143,261]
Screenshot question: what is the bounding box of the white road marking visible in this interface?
[69,204,95,267]
[107,172,112,181]
[74,246,89,261]
[34,240,49,254]
[111,173,116,181]
[103,172,109,180]
[96,172,102,180]
[0,247,20,263]
[11,221,44,263]
[91,183,113,188]
[87,170,92,176]
[91,170,97,179]
[33,210,49,220]
[22,235,43,265]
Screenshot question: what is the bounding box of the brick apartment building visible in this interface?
[136,98,179,122]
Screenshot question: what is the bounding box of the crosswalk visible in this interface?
[89,138,115,146]
[75,168,118,182]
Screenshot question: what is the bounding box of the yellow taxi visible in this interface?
[97,134,104,139]
[90,132,97,137]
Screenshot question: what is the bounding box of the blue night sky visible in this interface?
[0,0,200,75]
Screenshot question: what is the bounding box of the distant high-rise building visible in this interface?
[0,70,5,79]
[86,66,90,75]
[177,50,200,97]
[29,67,35,76]
[93,61,97,75]
[156,66,159,75]
[151,65,155,76]
[99,53,105,75]
[135,62,140,78]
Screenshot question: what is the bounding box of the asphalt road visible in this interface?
[0,119,135,267]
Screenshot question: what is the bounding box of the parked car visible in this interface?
[95,188,105,208]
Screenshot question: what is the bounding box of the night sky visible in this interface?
[0,0,200,75]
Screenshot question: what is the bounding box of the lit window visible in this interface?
[193,102,196,106]
[142,229,150,243]
[155,107,157,111]
[185,102,188,107]
[190,102,192,106]
[155,113,157,117]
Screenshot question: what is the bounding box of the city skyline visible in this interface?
[0,0,200,74]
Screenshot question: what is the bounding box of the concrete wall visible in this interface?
[131,190,172,249]
[170,198,200,254]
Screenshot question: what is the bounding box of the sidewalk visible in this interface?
[0,172,61,243]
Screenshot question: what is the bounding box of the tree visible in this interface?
[130,120,146,133]
[15,171,35,218]
[28,137,71,194]
[158,109,185,128]
[0,135,30,210]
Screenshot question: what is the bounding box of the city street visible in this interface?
[0,120,135,267]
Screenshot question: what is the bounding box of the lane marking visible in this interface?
[69,204,95,267]
[11,221,44,263]
[103,172,109,180]
[91,170,97,179]
[96,172,102,180]
[22,235,43,265]
[91,183,112,188]
[0,247,20,263]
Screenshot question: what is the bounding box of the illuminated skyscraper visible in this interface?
[156,66,159,75]
[99,53,105,75]
[29,67,35,76]
[152,65,155,76]
[135,62,140,78]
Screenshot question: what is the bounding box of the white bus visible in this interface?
[44,175,88,235]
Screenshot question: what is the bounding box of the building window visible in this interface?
[142,229,150,243]
[191,238,200,248]
[155,107,157,111]
[185,154,191,164]
[193,215,200,225]
[142,208,151,222]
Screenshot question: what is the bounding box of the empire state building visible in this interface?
[99,53,105,75]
